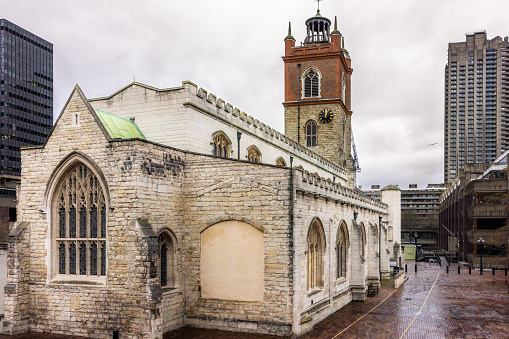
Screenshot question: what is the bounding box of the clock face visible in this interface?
[319,108,334,123]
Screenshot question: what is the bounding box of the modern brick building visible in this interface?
[439,151,509,268]
[444,31,509,184]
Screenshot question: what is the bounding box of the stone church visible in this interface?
[2,10,401,339]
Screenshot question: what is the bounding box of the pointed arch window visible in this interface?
[304,69,320,98]
[336,221,349,279]
[307,218,325,291]
[212,132,231,158]
[158,231,176,288]
[54,163,107,280]
[247,145,261,163]
[306,120,317,147]
[276,157,287,167]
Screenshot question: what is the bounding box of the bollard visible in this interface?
[113,330,119,339]
[405,264,407,273]
[493,267,495,275]
[415,264,417,273]
[469,266,471,275]
[505,268,507,276]
[446,266,449,274]
[480,267,483,275]
[458,265,460,274]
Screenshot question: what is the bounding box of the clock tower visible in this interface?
[283,10,353,169]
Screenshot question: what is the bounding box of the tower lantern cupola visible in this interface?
[304,10,331,45]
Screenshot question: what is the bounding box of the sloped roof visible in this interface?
[94,109,146,140]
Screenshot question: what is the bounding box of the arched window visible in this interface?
[212,132,231,158]
[276,157,287,167]
[158,231,176,288]
[54,163,107,279]
[388,226,394,242]
[247,145,261,163]
[336,221,349,279]
[307,218,325,291]
[304,69,320,98]
[306,120,317,147]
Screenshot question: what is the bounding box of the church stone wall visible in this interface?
[3,90,188,338]
[181,155,294,335]
[291,169,387,335]
[89,82,349,186]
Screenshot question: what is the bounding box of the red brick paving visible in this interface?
[1,262,509,338]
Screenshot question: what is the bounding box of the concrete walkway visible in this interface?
[1,262,508,338]
[299,262,509,339]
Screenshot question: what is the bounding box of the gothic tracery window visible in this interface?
[304,69,320,98]
[55,163,107,279]
[158,231,176,288]
[336,221,349,279]
[306,120,317,147]
[213,132,231,158]
[307,218,325,291]
[247,145,261,163]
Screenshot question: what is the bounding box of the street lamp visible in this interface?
[477,234,485,274]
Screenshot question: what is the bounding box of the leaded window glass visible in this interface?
[160,243,168,286]
[100,244,106,276]
[54,163,107,279]
[90,207,97,238]
[247,146,261,163]
[59,243,66,274]
[90,242,97,275]
[59,207,66,238]
[79,243,87,275]
[158,232,176,288]
[307,219,325,291]
[80,207,87,238]
[306,120,317,147]
[336,222,349,279]
[213,133,230,158]
[304,69,320,98]
[69,243,76,275]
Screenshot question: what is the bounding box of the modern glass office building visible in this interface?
[0,18,53,177]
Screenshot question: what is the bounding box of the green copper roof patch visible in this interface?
[94,109,146,140]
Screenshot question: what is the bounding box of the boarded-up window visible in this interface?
[201,221,264,301]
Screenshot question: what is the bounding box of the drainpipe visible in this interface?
[297,64,301,144]
[237,131,242,160]
[379,216,382,282]
[289,156,295,319]
[329,217,333,310]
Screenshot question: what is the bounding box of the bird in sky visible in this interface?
[428,143,437,146]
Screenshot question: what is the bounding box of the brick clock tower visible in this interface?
[283,10,353,169]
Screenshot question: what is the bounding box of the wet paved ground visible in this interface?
[1,262,508,338]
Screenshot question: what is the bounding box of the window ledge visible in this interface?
[336,277,347,285]
[307,288,323,297]
[49,279,106,287]
[162,286,179,294]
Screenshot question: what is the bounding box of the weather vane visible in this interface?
[315,0,323,11]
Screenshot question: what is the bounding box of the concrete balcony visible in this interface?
[466,205,508,218]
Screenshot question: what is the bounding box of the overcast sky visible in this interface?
[2,0,509,189]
